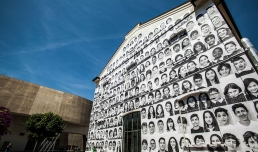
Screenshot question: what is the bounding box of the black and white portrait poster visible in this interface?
[87,1,258,152]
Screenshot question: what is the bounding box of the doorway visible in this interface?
[123,112,141,152]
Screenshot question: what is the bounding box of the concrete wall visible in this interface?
[64,123,89,135]
[68,134,84,150]
[59,133,69,147]
[0,74,92,126]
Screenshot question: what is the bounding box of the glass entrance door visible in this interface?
[123,112,141,152]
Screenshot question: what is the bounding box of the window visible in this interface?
[123,112,141,152]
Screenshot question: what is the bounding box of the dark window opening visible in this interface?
[123,112,141,152]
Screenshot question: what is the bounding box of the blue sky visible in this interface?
[0,0,257,101]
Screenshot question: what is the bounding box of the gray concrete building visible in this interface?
[0,75,92,151]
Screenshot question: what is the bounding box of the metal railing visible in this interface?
[33,122,68,152]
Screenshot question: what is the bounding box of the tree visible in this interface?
[25,112,64,152]
[0,106,13,139]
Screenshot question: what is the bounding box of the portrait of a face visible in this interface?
[160,22,166,30]
[163,39,169,47]
[185,49,194,59]
[234,106,248,121]
[152,56,157,65]
[200,55,209,66]
[243,131,258,152]
[141,95,147,106]
[226,42,242,58]
[187,96,197,108]
[187,61,197,73]
[210,134,222,145]
[167,118,175,131]
[142,123,148,135]
[166,58,173,68]
[165,48,171,56]
[195,44,202,52]
[178,66,188,78]
[173,44,180,53]
[148,94,154,103]
[180,138,191,149]
[154,28,159,35]
[224,83,245,104]
[223,133,239,151]
[209,88,221,101]
[193,41,207,54]
[205,69,219,86]
[194,77,203,88]
[157,120,164,133]
[141,109,146,119]
[169,137,178,150]
[148,32,153,40]
[190,30,199,40]
[163,87,170,96]
[145,51,150,58]
[150,139,156,150]
[203,110,220,132]
[175,54,184,64]
[173,83,180,94]
[190,113,203,133]
[149,122,155,134]
[165,102,172,112]
[196,14,206,24]
[246,80,258,94]
[155,90,161,100]
[244,78,258,101]
[217,63,232,77]
[145,61,151,68]
[195,136,205,146]
[217,111,228,124]
[182,38,190,49]
[157,43,163,52]
[186,21,194,31]
[207,6,217,17]
[108,142,112,150]
[182,80,191,91]
[201,24,211,34]
[142,140,148,150]
[218,28,227,38]
[148,106,155,117]
[157,104,163,115]
[150,48,156,55]
[211,16,224,28]
[153,77,159,87]
[214,107,231,126]
[205,35,216,46]
[233,57,247,71]
[166,17,172,24]
[204,112,213,125]
[159,138,166,151]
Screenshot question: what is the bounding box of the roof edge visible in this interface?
[97,1,193,78]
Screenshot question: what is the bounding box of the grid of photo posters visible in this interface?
[87,2,258,152]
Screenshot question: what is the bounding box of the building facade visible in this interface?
[89,0,258,152]
[0,75,92,151]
